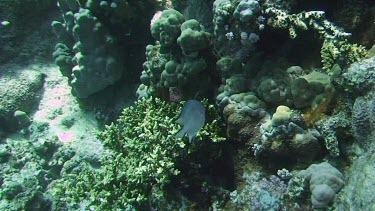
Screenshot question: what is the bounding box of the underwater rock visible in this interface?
[335,56,375,94]
[14,110,32,128]
[335,153,375,210]
[256,106,322,164]
[260,127,322,164]
[286,66,303,78]
[0,145,11,163]
[290,78,316,108]
[216,57,243,79]
[223,103,259,143]
[257,78,290,105]
[224,74,251,94]
[222,93,266,143]
[0,0,56,64]
[0,69,44,132]
[351,90,375,151]
[0,135,59,210]
[1,180,23,200]
[230,172,286,210]
[289,130,322,162]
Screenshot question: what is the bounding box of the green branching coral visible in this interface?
[321,38,368,72]
[50,97,225,210]
[265,8,351,39]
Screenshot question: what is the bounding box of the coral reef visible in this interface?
[321,38,368,72]
[216,57,243,79]
[52,3,123,98]
[2,0,375,210]
[316,112,351,157]
[288,162,344,209]
[230,172,287,210]
[233,0,261,23]
[334,56,375,94]
[151,9,186,53]
[254,106,322,164]
[265,8,350,40]
[140,9,218,99]
[50,97,226,210]
[222,93,266,144]
[212,0,263,60]
[0,133,66,210]
[52,0,156,98]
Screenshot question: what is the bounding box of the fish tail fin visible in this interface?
[176,129,186,139]
[188,134,196,143]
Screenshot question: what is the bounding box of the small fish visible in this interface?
[175,100,205,142]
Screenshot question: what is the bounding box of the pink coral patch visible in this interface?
[58,131,74,143]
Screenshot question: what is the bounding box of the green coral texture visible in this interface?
[321,38,368,72]
[50,97,225,210]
